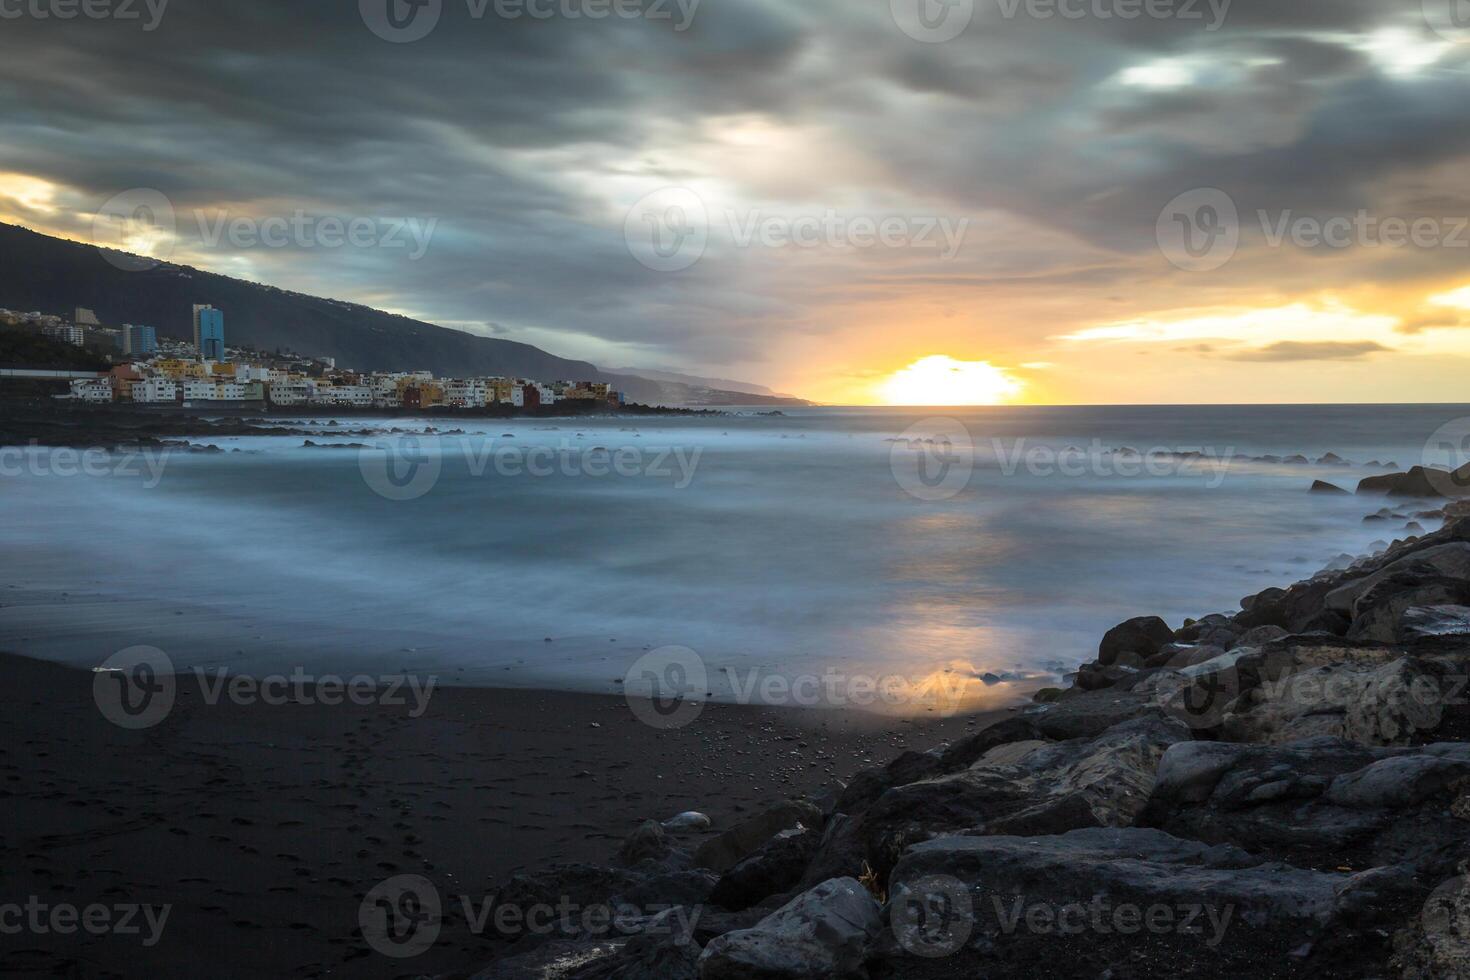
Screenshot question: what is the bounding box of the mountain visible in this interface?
[608,367,799,400]
[0,223,808,406]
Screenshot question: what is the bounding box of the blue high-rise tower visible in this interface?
[192,304,225,361]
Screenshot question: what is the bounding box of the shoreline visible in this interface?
[0,649,1011,979]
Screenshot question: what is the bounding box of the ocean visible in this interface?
[3,403,1465,714]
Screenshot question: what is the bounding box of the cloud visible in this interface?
[0,0,1467,394]
[1220,340,1393,361]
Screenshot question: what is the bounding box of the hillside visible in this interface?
[0,223,807,406]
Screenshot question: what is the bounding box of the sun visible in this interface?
[879,355,1023,406]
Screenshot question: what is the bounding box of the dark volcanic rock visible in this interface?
[1310,479,1350,494]
[859,717,1190,879]
[1098,616,1175,666]
[1142,738,1470,878]
[693,801,822,874]
[708,828,820,912]
[885,827,1419,979]
[698,877,882,980]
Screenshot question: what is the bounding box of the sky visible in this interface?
[2,0,1470,404]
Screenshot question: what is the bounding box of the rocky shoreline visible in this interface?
[0,399,718,450]
[460,492,1470,979]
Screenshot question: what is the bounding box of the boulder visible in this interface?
[697,877,882,979]
[1403,605,1470,640]
[1390,875,1470,980]
[568,908,704,980]
[1356,465,1465,498]
[884,827,1418,977]
[1220,656,1449,746]
[1324,542,1470,613]
[617,821,692,873]
[693,801,822,874]
[1346,576,1470,643]
[1028,688,1165,740]
[707,828,819,912]
[1143,738,1470,878]
[1098,616,1175,666]
[1310,479,1350,494]
[858,716,1190,878]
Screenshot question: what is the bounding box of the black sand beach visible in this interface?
[0,651,1004,978]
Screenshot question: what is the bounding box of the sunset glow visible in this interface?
[878,355,1023,406]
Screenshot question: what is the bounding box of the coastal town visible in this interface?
[0,303,624,411]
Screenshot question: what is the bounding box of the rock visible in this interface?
[1402,605,1470,639]
[1031,687,1062,703]
[707,828,819,912]
[885,827,1417,977]
[1098,616,1175,666]
[1229,625,1288,650]
[1390,875,1470,980]
[618,821,687,871]
[937,717,1049,772]
[1143,738,1470,878]
[1324,542,1470,613]
[1346,575,1470,643]
[1319,452,1350,466]
[697,877,882,980]
[1029,688,1164,740]
[1357,465,1466,498]
[694,801,823,874]
[470,938,626,979]
[836,751,944,814]
[1221,656,1449,746]
[662,812,712,833]
[859,716,1190,878]
[1310,479,1350,494]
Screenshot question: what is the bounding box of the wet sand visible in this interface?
[0,651,1012,978]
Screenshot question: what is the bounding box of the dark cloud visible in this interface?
[0,0,1465,373]
[1222,341,1393,361]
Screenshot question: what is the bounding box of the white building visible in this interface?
[268,378,313,406]
[131,378,179,404]
[67,378,112,402]
[444,379,489,408]
[311,384,373,407]
[44,324,85,346]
